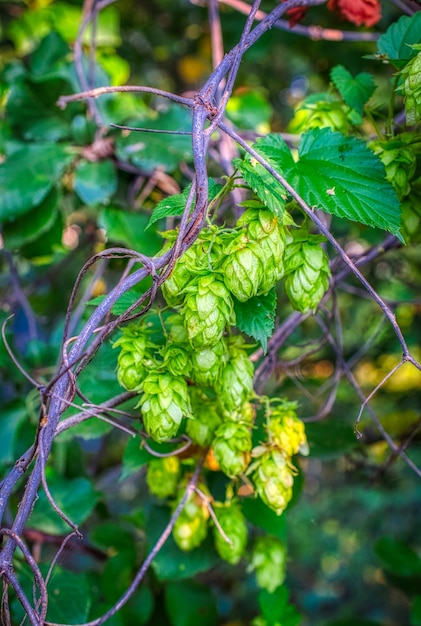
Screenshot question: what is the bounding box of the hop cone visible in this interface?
[399,46,421,126]
[238,208,287,294]
[212,422,252,477]
[284,233,330,313]
[370,140,416,199]
[172,491,209,551]
[187,390,222,447]
[162,245,198,308]
[146,456,180,499]
[221,400,256,425]
[252,449,294,515]
[249,536,287,593]
[222,233,264,302]
[137,371,191,443]
[213,502,248,565]
[161,344,191,377]
[182,275,235,349]
[190,339,228,387]
[113,322,154,390]
[268,402,308,457]
[167,313,189,344]
[216,339,254,412]
[401,183,421,244]
[288,99,350,134]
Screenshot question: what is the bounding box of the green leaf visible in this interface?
[146,506,218,580]
[29,31,70,77]
[236,134,291,218]
[99,207,162,255]
[375,537,421,578]
[0,143,73,221]
[6,76,73,142]
[74,159,117,206]
[259,588,301,626]
[0,401,27,466]
[115,106,193,172]
[147,178,222,229]
[2,189,58,249]
[234,290,276,354]
[46,568,91,624]
[242,497,286,541]
[121,436,186,480]
[87,292,143,316]
[377,13,421,68]
[226,89,273,132]
[20,209,64,259]
[165,581,218,626]
[305,418,359,458]
[330,65,376,116]
[30,472,102,534]
[254,129,401,236]
[411,596,421,626]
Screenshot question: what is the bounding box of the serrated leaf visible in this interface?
[0,143,73,221]
[236,135,291,218]
[234,290,276,354]
[46,568,91,624]
[377,13,421,68]
[330,65,375,116]
[147,178,222,229]
[250,130,401,236]
[99,206,162,255]
[74,159,117,206]
[87,292,142,316]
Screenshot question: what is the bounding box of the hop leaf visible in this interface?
[146,456,180,499]
[212,421,252,477]
[182,274,235,349]
[213,502,248,565]
[113,322,155,390]
[249,535,287,593]
[284,232,330,314]
[137,371,191,443]
[251,449,294,515]
[172,489,209,551]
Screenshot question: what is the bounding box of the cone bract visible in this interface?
[187,392,222,447]
[113,323,154,390]
[268,403,308,457]
[217,349,254,413]
[370,139,416,198]
[137,371,191,443]
[222,233,264,302]
[190,340,228,387]
[399,47,421,126]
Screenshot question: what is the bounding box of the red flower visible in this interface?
[327,0,382,27]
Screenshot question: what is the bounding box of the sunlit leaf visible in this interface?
[330,65,376,116]
[234,290,276,354]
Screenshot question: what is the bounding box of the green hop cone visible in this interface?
[221,400,256,425]
[284,232,330,314]
[146,456,180,499]
[212,421,252,477]
[369,139,416,199]
[238,208,287,294]
[222,233,265,302]
[401,181,421,244]
[161,343,191,377]
[217,338,254,412]
[113,322,155,390]
[172,489,209,551]
[182,274,235,349]
[267,401,309,457]
[187,390,222,447]
[251,449,294,515]
[137,371,191,443]
[213,502,248,565]
[288,98,350,134]
[161,245,199,308]
[249,535,287,593]
[167,313,189,344]
[190,339,228,387]
[398,45,421,126]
